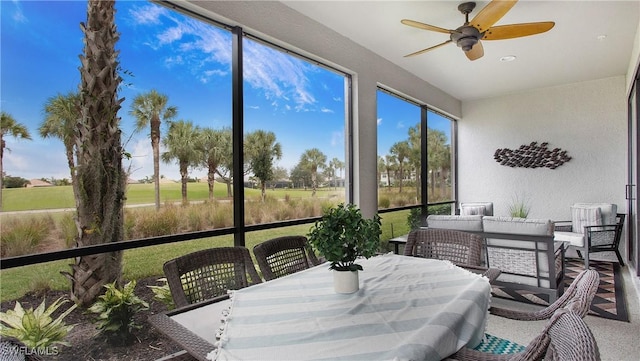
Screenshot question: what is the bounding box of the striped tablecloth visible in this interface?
[212,253,491,361]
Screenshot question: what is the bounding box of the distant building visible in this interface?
[26,179,53,188]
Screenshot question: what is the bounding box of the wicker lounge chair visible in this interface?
[449,308,601,361]
[253,236,320,281]
[163,246,262,308]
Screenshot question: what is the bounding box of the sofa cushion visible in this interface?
[482,216,553,235]
[571,206,602,234]
[572,203,617,225]
[426,215,483,232]
[460,202,493,216]
[554,231,585,247]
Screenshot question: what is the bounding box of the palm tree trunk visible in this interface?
[64,0,124,307]
[180,163,188,205]
[151,120,161,210]
[207,170,215,201]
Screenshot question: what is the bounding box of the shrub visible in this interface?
[147,278,175,310]
[427,203,452,215]
[59,212,77,248]
[88,280,149,345]
[378,196,390,209]
[407,208,422,229]
[0,297,77,350]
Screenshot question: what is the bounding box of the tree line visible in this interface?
[2,88,349,210]
[377,123,451,201]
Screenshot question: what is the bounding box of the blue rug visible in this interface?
[474,333,526,354]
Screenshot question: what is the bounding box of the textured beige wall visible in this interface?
[459,76,627,222]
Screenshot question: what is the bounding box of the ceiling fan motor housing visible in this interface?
[451,26,480,51]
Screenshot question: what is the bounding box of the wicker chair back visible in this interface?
[253,236,320,281]
[163,247,262,308]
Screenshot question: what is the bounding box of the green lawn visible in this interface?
[1,182,345,212]
[0,210,409,302]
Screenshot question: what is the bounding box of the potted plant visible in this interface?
[307,203,381,293]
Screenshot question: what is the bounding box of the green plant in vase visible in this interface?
[509,193,531,218]
[308,203,381,274]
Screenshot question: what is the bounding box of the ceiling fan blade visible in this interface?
[470,0,518,32]
[404,40,452,57]
[401,19,454,34]
[483,22,555,40]
[465,41,484,61]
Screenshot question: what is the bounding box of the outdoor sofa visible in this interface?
[396,215,566,303]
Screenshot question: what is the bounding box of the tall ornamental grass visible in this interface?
[0,215,55,257]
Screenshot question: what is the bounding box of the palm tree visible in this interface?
[329,157,344,190]
[40,92,81,202]
[162,120,201,204]
[197,127,230,200]
[245,130,282,202]
[384,154,396,189]
[427,128,449,198]
[63,0,125,307]
[408,123,422,202]
[0,112,32,211]
[129,89,177,210]
[213,128,234,197]
[299,148,327,196]
[390,141,410,193]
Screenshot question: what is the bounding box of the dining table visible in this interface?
[149,253,492,361]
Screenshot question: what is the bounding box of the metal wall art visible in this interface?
[494,142,571,169]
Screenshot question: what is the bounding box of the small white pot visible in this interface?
[333,269,359,294]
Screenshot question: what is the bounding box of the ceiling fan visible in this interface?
[401,0,554,61]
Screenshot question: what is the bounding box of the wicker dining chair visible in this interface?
[449,308,601,361]
[403,228,501,282]
[490,269,599,321]
[253,236,321,281]
[163,247,262,308]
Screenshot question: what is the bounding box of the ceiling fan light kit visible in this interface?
[402,0,554,61]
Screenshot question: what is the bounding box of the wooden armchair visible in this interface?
[163,247,262,308]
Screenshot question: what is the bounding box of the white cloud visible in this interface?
[377,117,383,125]
[321,107,333,113]
[11,0,27,24]
[129,4,165,25]
[129,3,319,112]
[397,121,405,129]
[330,131,343,147]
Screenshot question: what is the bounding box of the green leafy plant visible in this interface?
[307,203,381,271]
[88,280,149,345]
[509,193,531,218]
[147,278,175,310]
[0,297,77,349]
[407,208,422,230]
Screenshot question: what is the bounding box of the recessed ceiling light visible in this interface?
[500,55,517,62]
[597,34,607,41]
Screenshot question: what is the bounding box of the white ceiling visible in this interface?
[283,1,639,101]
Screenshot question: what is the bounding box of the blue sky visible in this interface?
[1,0,449,181]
